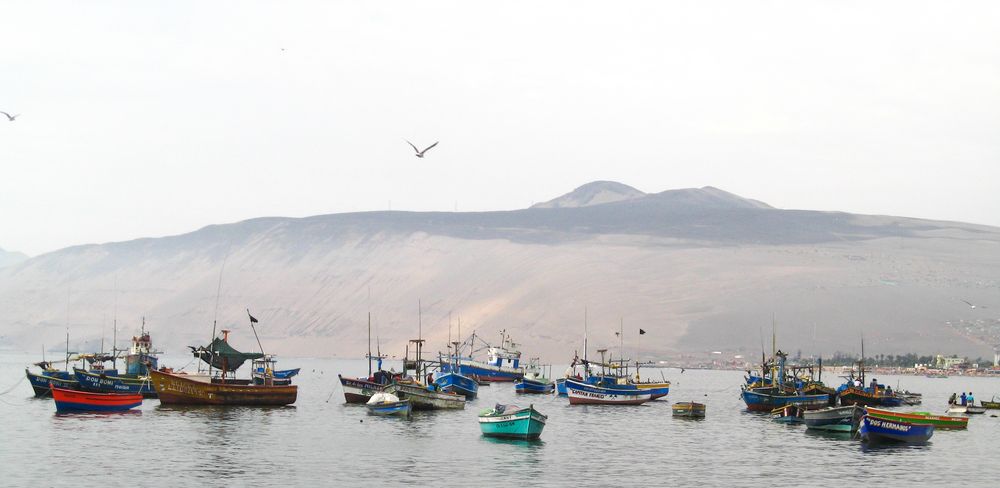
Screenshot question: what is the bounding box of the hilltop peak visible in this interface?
[531,181,646,209]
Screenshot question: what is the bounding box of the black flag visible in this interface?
[247,309,259,324]
[639,328,646,335]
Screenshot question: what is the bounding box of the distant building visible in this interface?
[935,355,964,369]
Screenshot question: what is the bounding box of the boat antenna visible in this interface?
[209,248,230,376]
[65,285,71,372]
[367,311,373,377]
[584,307,589,364]
[247,308,265,356]
[112,275,118,370]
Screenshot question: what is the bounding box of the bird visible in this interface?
[405,140,438,158]
[0,111,19,122]
[962,299,986,309]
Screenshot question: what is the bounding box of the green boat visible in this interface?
[478,404,547,440]
[865,407,969,429]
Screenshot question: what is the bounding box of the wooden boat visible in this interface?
[386,380,465,410]
[564,378,651,405]
[741,386,829,412]
[51,385,142,412]
[981,400,1000,409]
[73,368,157,397]
[671,402,706,418]
[515,376,555,394]
[837,386,903,407]
[857,415,934,444]
[26,367,78,396]
[803,405,858,432]
[866,407,968,429]
[150,368,297,405]
[339,374,389,404]
[634,381,671,400]
[947,404,986,414]
[365,392,411,418]
[443,330,525,382]
[433,371,478,399]
[478,404,547,439]
[770,403,805,423]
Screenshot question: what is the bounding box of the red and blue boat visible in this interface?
[51,385,142,412]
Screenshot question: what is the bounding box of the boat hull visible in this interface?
[803,405,858,432]
[565,379,651,405]
[741,387,830,412]
[442,361,523,382]
[672,402,706,418]
[858,415,934,444]
[26,369,79,396]
[478,406,547,439]
[838,387,903,407]
[866,407,968,429]
[150,369,297,406]
[434,372,479,399]
[73,368,157,397]
[515,377,554,394]
[51,386,142,412]
[636,382,670,400]
[386,382,465,410]
[366,400,411,417]
[338,375,388,404]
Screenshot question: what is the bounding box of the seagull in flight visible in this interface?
[961,299,986,309]
[405,140,438,158]
[0,111,19,122]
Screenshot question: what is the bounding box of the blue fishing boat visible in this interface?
[803,405,859,432]
[565,378,651,405]
[478,404,547,439]
[365,392,412,418]
[441,330,524,382]
[73,368,156,397]
[515,358,554,394]
[25,364,78,396]
[741,349,829,412]
[857,415,934,444]
[770,404,805,423]
[434,370,479,399]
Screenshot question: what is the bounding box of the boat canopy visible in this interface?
[190,338,263,371]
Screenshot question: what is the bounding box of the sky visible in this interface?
[1,1,998,256]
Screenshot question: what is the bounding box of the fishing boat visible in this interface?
[51,385,142,413]
[771,403,805,423]
[251,355,299,386]
[74,367,156,397]
[340,313,396,403]
[836,340,904,407]
[441,330,525,382]
[123,318,161,375]
[981,399,1000,409]
[26,362,79,396]
[857,415,934,444]
[386,380,465,410]
[433,370,479,399]
[803,405,858,432]
[672,402,706,418]
[478,404,547,439]
[514,358,554,394]
[153,324,298,406]
[365,392,411,418]
[565,378,651,405]
[865,407,968,429]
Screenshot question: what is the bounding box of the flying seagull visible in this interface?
[405,140,438,158]
[0,111,19,122]
[961,299,986,309]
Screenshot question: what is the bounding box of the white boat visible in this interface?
[564,378,651,405]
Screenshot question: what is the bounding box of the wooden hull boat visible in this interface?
[741,387,829,412]
[338,374,388,404]
[385,381,465,410]
[866,407,968,429]
[366,393,412,418]
[150,369,297,406]
[803,405,858,432]
[51,385,142,412]
[565,378,651,405]
[433,371,479,399]
[478,404,546,439]
[25,369,78,396]
[515,377,555,394]
[73,368,157,397]
[671,402,706,418]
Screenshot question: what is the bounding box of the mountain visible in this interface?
[0,247,28,268]
[1,182,998,362]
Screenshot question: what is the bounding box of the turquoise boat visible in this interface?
[478,404,547,440]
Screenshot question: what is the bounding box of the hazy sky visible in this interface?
[2,1,998,256]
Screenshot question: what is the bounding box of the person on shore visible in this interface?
[961,392,968,406]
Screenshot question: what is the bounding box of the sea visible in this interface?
[3,353,1000,487]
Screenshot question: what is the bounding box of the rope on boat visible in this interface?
[0,375,25,396]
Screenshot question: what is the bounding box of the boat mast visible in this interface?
[112,282,118,370]
[367,312,373,377]
[64,329,69,372]
[584,307,589,364]
[209,252,229,377]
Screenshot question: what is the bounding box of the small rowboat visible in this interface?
[947,404,987,415]
[515,376,555,394]
[865,407,968,429]
[51,385,142,413]
[770,403,805,423]
[478,404,547,440]
[803,405,857,432]
[365,392,412,418]
[672,402,705,418]
[857,415,934,444]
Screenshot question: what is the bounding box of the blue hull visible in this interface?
[741,388,830,412]
[434,372,479,399]
[859,415,934,443]
[515,378,554,394]
[25,370,79,396]
[74,369,157,397]
[55,400,142,413]
[556,378,568,396]
[442,362,523,382]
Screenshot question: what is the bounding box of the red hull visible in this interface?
[51,385,142,411]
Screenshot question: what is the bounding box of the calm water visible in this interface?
[3,353,1000,486]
